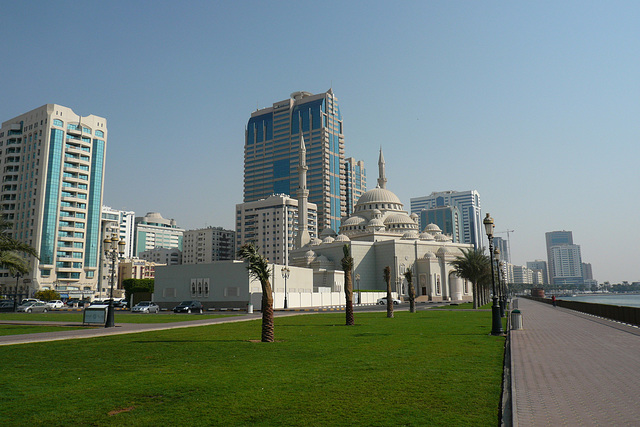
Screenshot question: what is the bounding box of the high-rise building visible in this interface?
[235,194,317,264]
[527,260,549,285]
[134,212,184,256]
[139,248,182,265]
[419,205,461,243]
[101,206,135,258]
[549,244,583,288]
[0,104,107,297]
[410,190,483,248]
[582,263,593,281]
[244,90,345,232]
[545,231,574,286]
[183,227,236,264]
[344,157,366,217]
[493,237,509,263]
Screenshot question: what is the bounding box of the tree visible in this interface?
[123,278,155,303]
[0,216,38,275]
[384,266,393,318]
[35,289,61,301]
[238,243,274,343]
[404,268,416,313]
[341,244,355,326]
[450,247,490,309]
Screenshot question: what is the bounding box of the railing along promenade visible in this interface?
[525,296,640,327]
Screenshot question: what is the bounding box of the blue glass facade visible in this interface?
[40,129,64,264]
[85,139,105,267]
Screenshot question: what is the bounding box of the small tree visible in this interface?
[450,248,490,309]
[123,278,155,304]
[238,243,274,343]
[404,268,416,313]
[384,266,393,318]
[34,289,61,302]
[0,216,38,275]
[341,244,355,326]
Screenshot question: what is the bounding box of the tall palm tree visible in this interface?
[0,216,38,275]
[450,247,490,309]
[404,268,416,313]
[383,266,394,318]
[341,244,355,326]
[237,243,274,342]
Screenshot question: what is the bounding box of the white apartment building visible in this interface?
[99,206,136,295]
[134,212,184,256]
[236,194,318,264]
[183,227,235,264]
[0,104,107,298]
[139,248,182,265]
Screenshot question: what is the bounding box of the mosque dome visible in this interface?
[310,238,322,246]
[368,218,385,228]
[425,223,442,233]
[322,236,335,244]
[356,187,402,206]
[423,251,436,259]
[320,228,337,238]
[342,216,366,226]
[435,233,450,242]
[305,250,316,258]
[334,234,350,243]
[419,232,435,241]
[401,230,419,240]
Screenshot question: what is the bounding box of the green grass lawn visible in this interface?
[0,324,87,336]
[0,312,237,324]
[0,310,504,426]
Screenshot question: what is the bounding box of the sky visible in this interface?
[2,1,639,283]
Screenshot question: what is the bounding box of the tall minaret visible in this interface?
[296,134,311,248]
[377,147,387,189]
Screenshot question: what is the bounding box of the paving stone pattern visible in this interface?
[511,298,640,426]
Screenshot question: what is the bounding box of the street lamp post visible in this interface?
[494,248,505,318]
[499,260,508,312]
[355,274,361,304]
[13,272,21,312]
[104,234,125,328]
[281,266,290,309]
[484,213,504,336]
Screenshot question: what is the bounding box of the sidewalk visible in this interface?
[510,298,640,426]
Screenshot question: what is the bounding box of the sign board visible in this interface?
[83,305,108,325]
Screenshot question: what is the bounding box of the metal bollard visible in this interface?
[247,303,253,314]
[511,309,523,330]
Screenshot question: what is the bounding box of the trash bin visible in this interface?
[511,309,523,330]
[247,303,253,314]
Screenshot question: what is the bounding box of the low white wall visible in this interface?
[250,291,396,310]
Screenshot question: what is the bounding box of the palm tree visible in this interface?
[404,268,416,313]
[450,247,490,309]
[341,244,355,326]
[0,216,38,275]
[383,266,393,318]
[237,243,274,342]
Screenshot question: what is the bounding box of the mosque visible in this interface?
[289,141,474,302]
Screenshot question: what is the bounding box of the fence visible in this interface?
[525,296,640,326]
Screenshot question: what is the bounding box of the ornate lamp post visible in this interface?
[280,266,290,309]
[499,260,508,311]
[104,234,125,328]
[355,274,361,304]
[494,248,506,318]
[484,213,503,335]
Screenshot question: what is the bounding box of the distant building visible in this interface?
[139,248,182,266]
[494,237,509,263]
[549,244,583,288]
[235,194,318,264]
[134,212,184,256]
[102,206,135,258]
[545,230,573,286]
[582,263,593,281]
[527,260,549,285]
[410,190,483,248]
[183,227,236,264]
[344,157,366,217]
[419,205,461,243]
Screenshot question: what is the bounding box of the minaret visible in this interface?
[377,147,387,189]
[296,134,311,248]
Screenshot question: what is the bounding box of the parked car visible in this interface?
[172,300,204,314]
[66,299,88,307]
[46,300,65,309]
[112,300,128,308]
[377,297,402,305]
[0,300,16,312]
[17,301,49,313]
[132,301,160,314]
[21,298,41,304]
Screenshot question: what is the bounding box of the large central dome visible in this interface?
[356,187,402,206]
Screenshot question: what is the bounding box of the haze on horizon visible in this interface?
[1,1,638,284]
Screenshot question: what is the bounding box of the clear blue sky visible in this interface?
[3,1,639,283]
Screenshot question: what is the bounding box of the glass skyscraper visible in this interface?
[0,104,107,298]
[244,90,345,232]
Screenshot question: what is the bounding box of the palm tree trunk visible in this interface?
[473,282,478,309]
[386,278,394,318]
[408,276,416,314]
[345,270,354,326]
[261,279,274,342]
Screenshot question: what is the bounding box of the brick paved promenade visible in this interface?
[510,298,640,426]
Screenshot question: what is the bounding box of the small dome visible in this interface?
[419,232,435,241]
[410,213,419,221]
[334,234,350,242]
[435,233,449,242]
[425,223,442,233]
[437,247,452,257]
[342,216,366,226]
[384,213,419,228]
[368,218,385,227]
[322,236,335,244]
[402,230,419,240]
[305,250,316,258]
[356,187,402,206]
[310,238,322,246]
[423,251,436,259]
[311,254,333,267]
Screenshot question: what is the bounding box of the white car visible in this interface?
[46,300,65,309]
[377,297,402,305]
[132,301,160,313]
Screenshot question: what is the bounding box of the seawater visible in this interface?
[557,294,640,308]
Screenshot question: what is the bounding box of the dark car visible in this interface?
[0,300,16,312]
[173,300,204,314]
